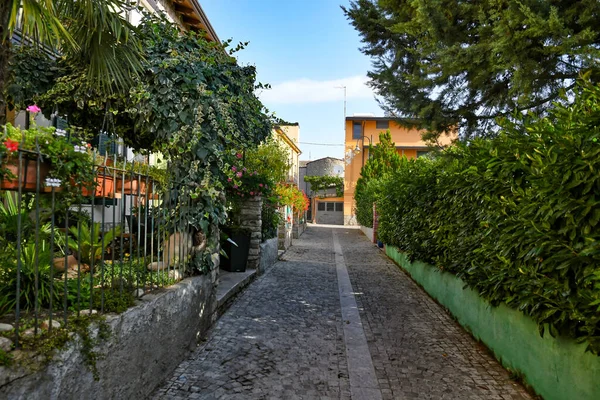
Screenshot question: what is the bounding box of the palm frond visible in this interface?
[55,0,144,93]
[7,0,76,50]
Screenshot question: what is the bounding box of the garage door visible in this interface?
[316,201,344,225]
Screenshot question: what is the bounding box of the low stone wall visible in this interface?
[359,225,374,242]
[259,237,279,273]
[278,226,292,250]
[385,246,600,400]
[0,268,219,400]
[292,221,306,239]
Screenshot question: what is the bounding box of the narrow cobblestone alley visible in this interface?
[153,226,531,400]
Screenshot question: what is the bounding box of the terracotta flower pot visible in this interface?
[1,158,50,192]
[117,179,153,195]
[75,174,116,198]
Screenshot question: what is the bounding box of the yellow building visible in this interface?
[273,124,302,185]
[343,116,456,225]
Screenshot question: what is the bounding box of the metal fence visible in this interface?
[0,140,193,348]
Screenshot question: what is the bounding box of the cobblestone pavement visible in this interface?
[339,229,531,400]
[153,226,531,400]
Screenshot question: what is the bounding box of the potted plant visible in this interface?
[220,226,251,272]
[0,137,50,191]
[114,160,166,197]
[1,108,95,198]
[78,156,117,198]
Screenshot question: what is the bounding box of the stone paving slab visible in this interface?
[152,226,532,400]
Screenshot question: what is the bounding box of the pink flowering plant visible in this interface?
[224,152,272,199]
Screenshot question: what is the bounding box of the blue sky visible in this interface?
[201,0,383,161]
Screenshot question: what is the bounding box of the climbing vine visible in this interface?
[9,14,273,269]
[304,175,344,197]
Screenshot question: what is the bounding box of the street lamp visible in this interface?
[353,135,372,166]
[334,85,346,147]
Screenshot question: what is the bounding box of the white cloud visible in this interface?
[259,75,374,104]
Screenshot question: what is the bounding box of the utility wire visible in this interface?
[299,142,345,146]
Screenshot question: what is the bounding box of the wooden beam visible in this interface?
[182,15,202,25]
[173,3,195,15]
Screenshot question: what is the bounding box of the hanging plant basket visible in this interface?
[0,158,50,192]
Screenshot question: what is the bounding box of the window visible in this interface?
[352,122,362,139]
[327,203,335,211]
[376,120,389,129]
[318,202,325,211]
[417,151,430,158]
[335,203,344,212]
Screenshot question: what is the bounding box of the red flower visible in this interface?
[3,139,19,153]
[236,153,243,159]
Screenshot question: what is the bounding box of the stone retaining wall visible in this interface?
[0,257,220,400]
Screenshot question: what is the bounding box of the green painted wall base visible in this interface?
[385,245,600,400]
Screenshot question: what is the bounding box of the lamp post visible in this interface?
[334,85,346,119]
[353,135,372,167]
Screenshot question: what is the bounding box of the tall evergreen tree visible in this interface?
[343,0,600,140]
[355,131,402,226]
[359,130,402,180]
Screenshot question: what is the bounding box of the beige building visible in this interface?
[273,124,301,185]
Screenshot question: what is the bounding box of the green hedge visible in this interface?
[355,178,383,227]
[377,82,600,353]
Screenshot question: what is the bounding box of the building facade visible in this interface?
[343,116,456,225]
[273,124,301,185]
[302,157,344,225]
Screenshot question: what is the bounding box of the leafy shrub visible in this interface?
[261,197,281,241]
[0,240,62,316]
[275,183,308,213]
[355,178,384,227]
[377,81,600,353]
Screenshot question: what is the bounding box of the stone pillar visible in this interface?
[239,196,262,271]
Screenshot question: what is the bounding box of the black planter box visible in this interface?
[221,232,251,272]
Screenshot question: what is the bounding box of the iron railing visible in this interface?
[0,142,192,348]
